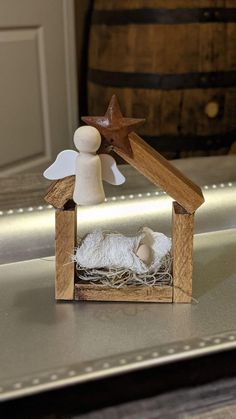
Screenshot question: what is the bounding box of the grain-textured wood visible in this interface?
[88,85,236,138]
[88,0,236,157]
[91,0,227,74]
[83,96,204,212]
[55,206,77,300]
[172,201,194,303]
[44,175,74,209]
[43,129,204,214]
[116,132,204,213]
[74,283,172,302]
[89,0,231,73]
[229,142,236,154]
[95,1,225,10]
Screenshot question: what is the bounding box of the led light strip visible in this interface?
[0,182,234,217]
[0,330,235,401]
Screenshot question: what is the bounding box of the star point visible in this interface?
[82,95,145,155]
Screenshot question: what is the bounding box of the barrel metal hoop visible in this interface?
[92,8,236,25]
[88,69,236,90]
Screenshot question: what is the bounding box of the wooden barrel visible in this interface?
[87,0,236,158]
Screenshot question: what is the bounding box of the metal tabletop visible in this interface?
[0,180,236,400]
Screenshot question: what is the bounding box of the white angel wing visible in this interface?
[43,150,78,180]
[100,154,125,185]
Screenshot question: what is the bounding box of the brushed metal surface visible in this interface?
[0,182,235,264]
[0,178,236,400]
[0,229,236,400]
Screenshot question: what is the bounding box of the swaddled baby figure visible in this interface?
[75,227,171,275]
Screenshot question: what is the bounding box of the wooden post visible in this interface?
[172,201,194,303]
[44,175,75,209]
[55,205,77,300]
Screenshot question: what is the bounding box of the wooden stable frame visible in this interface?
[55,205,77,300]
[51,200,194,303]
[45,140,202,303]
[44,98,204,303]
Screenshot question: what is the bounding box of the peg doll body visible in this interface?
[73,126,105,205]
[43,125,125,205]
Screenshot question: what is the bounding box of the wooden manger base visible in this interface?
[74,283,173,303]
[53,201,194,304]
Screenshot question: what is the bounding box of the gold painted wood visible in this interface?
[74,283,173,302]
[44,176,74,209]
[115,132,204,213]
[172,202,194,303]
[55,206,77,300]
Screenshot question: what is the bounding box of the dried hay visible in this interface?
[76,252,172,289]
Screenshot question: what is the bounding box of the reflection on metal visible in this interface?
[0,182,236,400]
[1,329,236,401]
[0,182,235,264]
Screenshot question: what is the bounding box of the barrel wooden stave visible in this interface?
[88,83,236,135]
[94,0,226,11]
[89,22,235,74]
[88,0,236,156]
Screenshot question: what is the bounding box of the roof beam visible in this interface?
[114,132,204,213]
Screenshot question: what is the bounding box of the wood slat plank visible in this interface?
[44,176,75,209]
[55,206,77,300]
[172,201,194,302]
[74,283,172,302]
[114,132,204,213]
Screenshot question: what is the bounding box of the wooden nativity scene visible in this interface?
[44,95,205,304]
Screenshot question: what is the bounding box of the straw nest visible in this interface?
[75,253,172,289]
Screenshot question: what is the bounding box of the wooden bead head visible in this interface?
[74,126,101,153]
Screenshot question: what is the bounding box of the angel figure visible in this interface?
[43,126,125,205]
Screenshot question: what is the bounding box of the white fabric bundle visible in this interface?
[75,228,171,274]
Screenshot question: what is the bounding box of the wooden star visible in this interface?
[81,95,145,155]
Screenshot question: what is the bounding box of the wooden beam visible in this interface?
[55,205,77,300]
[115,132,204,214]
[172,202,194,303]
[44,176,74,209]
[74,283,172,302]
[44,133,204,213]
